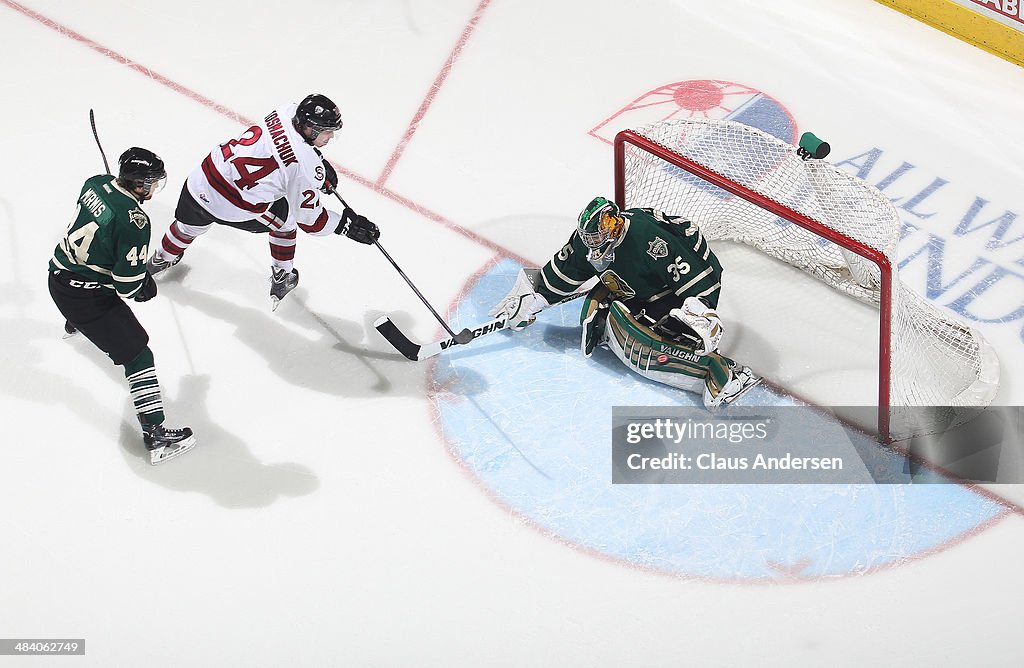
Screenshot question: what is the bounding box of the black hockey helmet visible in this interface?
[118,147,167,196]
[293,93,343,141]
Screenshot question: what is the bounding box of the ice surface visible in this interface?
[2,0,1023,665]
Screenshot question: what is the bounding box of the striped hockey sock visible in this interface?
[270,228,297,272]
[159,220,203,260]
[123,347,165,427]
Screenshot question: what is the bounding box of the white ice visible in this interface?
[1,0,1023,666]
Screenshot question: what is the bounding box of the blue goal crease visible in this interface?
[432,260,1004,580]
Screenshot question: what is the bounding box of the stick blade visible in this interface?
[374,315,421,361]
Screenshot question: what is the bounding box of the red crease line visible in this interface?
[2,0,527,264]
[375,0,493,187]
[0,0,253,128]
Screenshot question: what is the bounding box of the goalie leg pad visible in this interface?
[603,301,707,395]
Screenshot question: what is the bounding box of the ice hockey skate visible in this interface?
[270,267,299,311]
[143,423,197,465]
[146,250,182,277]
[62,320,78,339]
[704,363,761,407]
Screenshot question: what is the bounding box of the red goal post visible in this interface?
[613,120,999,441]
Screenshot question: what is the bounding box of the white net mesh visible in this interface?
[620,119,999,410]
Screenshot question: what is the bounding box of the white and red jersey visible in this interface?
[186,103,341,237]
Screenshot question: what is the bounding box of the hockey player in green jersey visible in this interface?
[48,148,196,464]
[490,196,759,406]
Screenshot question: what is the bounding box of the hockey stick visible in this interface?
[329,189,474,345]
[65,109,115,339]
[89,109,111,175]
[374,290,587,361]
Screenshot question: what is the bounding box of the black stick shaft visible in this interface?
[373,239,458,338]
[330,189,462,339]
[89,109,111,175]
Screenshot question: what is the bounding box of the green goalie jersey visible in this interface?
[536,207,723,309]
[49,175,152,299]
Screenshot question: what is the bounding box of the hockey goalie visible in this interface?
[490,196,759,407]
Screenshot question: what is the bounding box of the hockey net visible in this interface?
[614,119,999,439]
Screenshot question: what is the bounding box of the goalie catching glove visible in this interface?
[669,296,723,356]
[488,268,550,330]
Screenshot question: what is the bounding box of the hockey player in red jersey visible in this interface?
[147,93,379,309]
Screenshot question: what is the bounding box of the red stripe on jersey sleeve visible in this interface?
[298,209,330,234]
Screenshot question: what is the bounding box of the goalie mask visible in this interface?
[578,196,625,261]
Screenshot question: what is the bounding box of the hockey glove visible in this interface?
[320,159,338,194]
[133,273,158,302]
[669,296,723,356]
[488,268,549,330]
[337,207,380,244]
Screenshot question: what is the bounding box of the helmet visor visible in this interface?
[306,114,344,137]
[144,174,167,196]
[148,175,165,195]
[313,118,343,133]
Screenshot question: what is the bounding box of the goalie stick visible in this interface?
[375,290,587,361]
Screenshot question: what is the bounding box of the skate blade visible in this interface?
[271,296,282,311]
[149,435,198,465]
[62,329,78,340]
[721,376,763,406]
